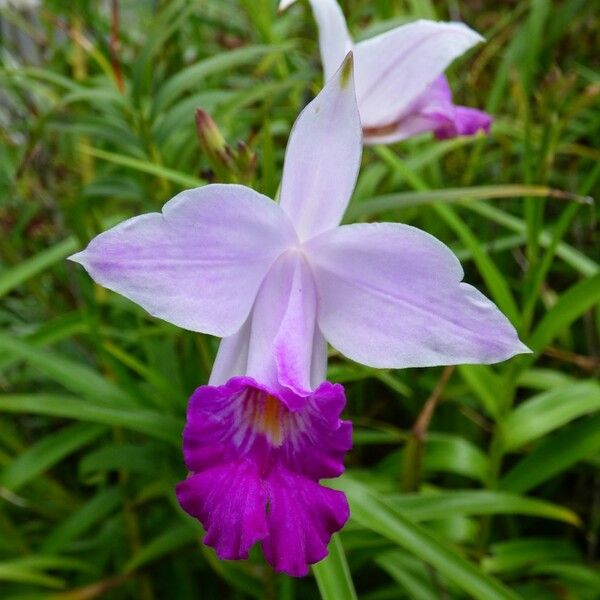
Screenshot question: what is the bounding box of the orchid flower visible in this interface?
[279,0,492,144]
[70,55,527,576]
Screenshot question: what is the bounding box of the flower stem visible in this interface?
[401,366,454,492]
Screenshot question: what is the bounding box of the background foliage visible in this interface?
[0,0,599,598]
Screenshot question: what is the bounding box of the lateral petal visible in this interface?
[305,223,529,368]
[70,184,296,336]
[280,54,362,241]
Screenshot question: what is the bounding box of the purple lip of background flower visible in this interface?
[279,0,492,144]
[69,54,528,576]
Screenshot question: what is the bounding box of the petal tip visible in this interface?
[67,250,86,266]
[490,339,533,364]
[449,20,486,44]
[277,0,296,13]
[339,51,354,89]
[516,340,533,356]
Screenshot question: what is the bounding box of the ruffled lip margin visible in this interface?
[176,376,352,576]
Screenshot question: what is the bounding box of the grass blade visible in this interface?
[313,534,357,600]
[0,394,181,446]
[337,476,520,600]
[0,238,78,299]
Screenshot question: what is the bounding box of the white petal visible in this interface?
[305,223,529,368]
[209,318,252,386]
[70,185,296,336]
[246,250,320,397]
[280,54,362,241]
[354,20,483,128]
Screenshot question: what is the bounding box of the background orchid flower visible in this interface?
[70,54,526,576]
[279,0,492,144]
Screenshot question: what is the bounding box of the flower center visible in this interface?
[244,388,285,447]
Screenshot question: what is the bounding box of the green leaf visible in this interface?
[313,534,357,600]
[420,434,490,483]
[79,444,159,479]
[516,368,575,391]
[0,237,78,299]
[500,382,600,451]
[529,562,600,590]
[1,555,95,575]
[0,423,104,492]
[0,394,181,446]
[153,44,291,114]
[79,146,204,189]
[0,314,88,372]
[102,341,179,409]
[131,0,197,99]
[500,414,600,493]
[0,67,81,92]
[152,90,235,143]
[433,204,519,325]
[0,334,135,407]
[336,476,520,600]
[385,434,490,483]
[526,273,600,354]
[482,538,580,574]
[42,488,122,553]
[467,203,597,277]
[123,523,198,573]
[345,185,590,221]
[388,491,580,526]
[375,551,439,600]
[458,364,503,418]
[0,562,63,589]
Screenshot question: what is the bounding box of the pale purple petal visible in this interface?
[176,376,351,576]
[209,318,252,386]
[309,326,328,388]
[434,105,492,139]
[262,466,349,576]
[279,54,362,241]
[363,113,443,145]
[304,223,530,368]
[363,75,453,143]
[69,184,296,336]
[363,75,491,144]
[410,76,491,139]
[354,20,484,129]
[273,253,319,396]
[279,0,353,81]
[239,251,320,405]
[211,250,325,403]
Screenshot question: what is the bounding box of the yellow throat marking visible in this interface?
[249,392,284,447]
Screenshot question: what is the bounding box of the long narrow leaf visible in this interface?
[336,477,520,600]
[0,238,78,299]
[313,534,357,600]
[0,334,135,407]
[0,394,181,446]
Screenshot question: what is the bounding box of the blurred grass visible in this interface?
[0,0,598,598]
